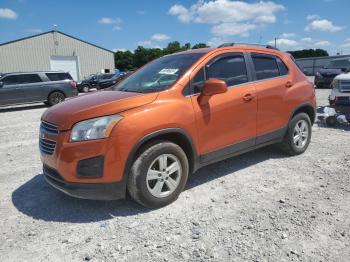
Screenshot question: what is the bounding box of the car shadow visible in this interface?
[0,104,47,113]
[12,146,285,223]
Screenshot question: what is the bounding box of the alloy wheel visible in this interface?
[146,154,182,198]
[293,119,309,149]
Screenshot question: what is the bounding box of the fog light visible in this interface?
[77,156,104,178]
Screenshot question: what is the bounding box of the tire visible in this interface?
[280,113,312,156]
[82,85,89,93]
[47,91,65,106]
[127,141,189,208]
[326,116,337,127]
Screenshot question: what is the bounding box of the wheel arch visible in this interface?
[289,102,316,125]
[123,128,199,184]
[47,90,66,101]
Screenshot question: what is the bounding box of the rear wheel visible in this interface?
[280,113,312,155]
[127,141,189,208]
[47,91,65,106]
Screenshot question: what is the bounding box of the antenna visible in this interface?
[53,24,58,31]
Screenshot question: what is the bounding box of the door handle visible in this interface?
[243,93,255,102]
[285,81,293,88]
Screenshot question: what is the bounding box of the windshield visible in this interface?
[325,59,350,69]
[114,53,205,93]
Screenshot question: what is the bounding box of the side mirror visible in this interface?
[198,79,227,105]
[0,81,3,88]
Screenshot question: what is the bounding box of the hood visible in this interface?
[42,91,158,130]
[319,68,343,76]
[334,72,350,81]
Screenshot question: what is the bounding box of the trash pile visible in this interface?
[318,106,350,127]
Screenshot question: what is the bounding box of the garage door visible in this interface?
[50,56,79,80]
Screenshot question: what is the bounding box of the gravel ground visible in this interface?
[0,89,349,262]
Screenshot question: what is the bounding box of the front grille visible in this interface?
[40,121,59,135]
[339,80,350,92]
[39,138,56,155]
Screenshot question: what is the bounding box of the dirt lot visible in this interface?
[0,89,349,262]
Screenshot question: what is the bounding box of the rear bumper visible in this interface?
[43,165,126,200]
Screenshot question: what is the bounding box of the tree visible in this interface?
[133,46,163,68]
[163,41,182,55]
[114,41,211,70]
[287,49,329,59]
[114,50,134,71]
[192,43,209,49]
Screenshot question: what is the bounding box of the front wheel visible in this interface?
[280,113,312,155]
[127,141,189,208]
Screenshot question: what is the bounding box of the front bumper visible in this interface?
[43,165,126,200]
[315,76,334,88]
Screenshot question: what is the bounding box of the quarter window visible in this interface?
[46,73,72,81]
[191,67,206,93]
[276,57,289,76]
[252,54,279,80]
[207,54,248,86]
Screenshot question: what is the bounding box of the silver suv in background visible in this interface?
[0,71,78,107]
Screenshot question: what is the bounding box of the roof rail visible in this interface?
[217,43,279,51]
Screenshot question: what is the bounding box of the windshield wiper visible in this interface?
[118,88,143,93]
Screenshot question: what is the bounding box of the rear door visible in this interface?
[249,53,291,141]
[0,75,25,105]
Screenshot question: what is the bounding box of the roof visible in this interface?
[0,30,114,54]
[1,70,67,76]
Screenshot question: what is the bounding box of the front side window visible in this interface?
[252,54,279,80]
[206,54,248,86]
[114,53,205,93]
[2,74,42,85]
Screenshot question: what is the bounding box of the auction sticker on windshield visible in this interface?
[159,69,179,75]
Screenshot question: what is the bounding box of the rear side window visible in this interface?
[252,54,279,80]
[207,54,248,86]
[46,73,72,81]
[276,57,289,76]
[2,74,42,85]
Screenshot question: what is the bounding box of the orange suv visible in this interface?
[40,44,316,208]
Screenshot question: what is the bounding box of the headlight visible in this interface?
[316,72,322,78]
[70,115,123,142]
[331,79,339,89]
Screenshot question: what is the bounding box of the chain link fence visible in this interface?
[295,55,350,76]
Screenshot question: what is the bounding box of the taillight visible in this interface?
[70,80,77,88]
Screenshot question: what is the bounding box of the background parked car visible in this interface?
[98,71,133,90]
[315,58,350,88]
[0,71,77,106]
[329,71,350,107]
[77,73,115,93]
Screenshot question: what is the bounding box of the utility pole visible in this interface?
[274,37,278,48]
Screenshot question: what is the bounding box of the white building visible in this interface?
[0,30,115,80]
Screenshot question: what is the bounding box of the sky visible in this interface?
[1,0,350,55]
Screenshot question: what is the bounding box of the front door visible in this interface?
[0,75,25,105]
[190,52,257,161]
